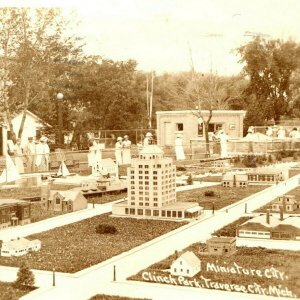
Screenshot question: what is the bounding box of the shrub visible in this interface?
[242,155,257,167]
[293,152,298,161]
[176,166,186,171]
[14,264,35,287]
[95,224,117,234]
[204,190,215,197]
[276,153,282,161]
[268,154,273,163]
[186,174,193,185]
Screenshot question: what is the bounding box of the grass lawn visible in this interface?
[90,295,149,300]
[0,282,35,300]
[176,185,269,210]
[255,186,300,214]
[193,176,222,182]
[129,244,300,298]
[0,214,185,273]
[213,216,252,237]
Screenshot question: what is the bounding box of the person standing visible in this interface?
[175,133,185,160]
[35,136,50,172]
[115,137,123,165]
[24,137,36,173]
[122,135,131,164]
[219,130,229,158]
[13,138,24,173]
[277,126,286,139]
[143,132,153,146]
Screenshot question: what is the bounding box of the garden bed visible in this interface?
[0,281,35,300]
[129,243,300,298]
[0,214,185,273]
[90,295,148,300]
[176,185,269,210]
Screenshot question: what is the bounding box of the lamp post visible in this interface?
[57,93,64,147]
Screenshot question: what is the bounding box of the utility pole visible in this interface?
[146,72,154,129]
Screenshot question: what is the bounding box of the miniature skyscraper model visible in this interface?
[112,145,203,219]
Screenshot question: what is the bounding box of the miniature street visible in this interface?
[0,173,296,300]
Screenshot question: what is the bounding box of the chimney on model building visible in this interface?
[266,209,270,224]
[280,206,284,221]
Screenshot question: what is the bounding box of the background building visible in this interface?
[156,110,246,148]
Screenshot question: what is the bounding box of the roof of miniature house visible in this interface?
[139,145,164,155]
[242,215,280,228]
[174,251,200,267]
[279,217,300,229]
[208,236,236,243]
[50,190,83,201]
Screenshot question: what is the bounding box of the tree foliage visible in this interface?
[237,37,300,124]
[15,263,35,287]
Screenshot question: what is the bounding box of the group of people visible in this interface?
[115,135,132,165]
[265,126,300,139]
[11,136,50,173]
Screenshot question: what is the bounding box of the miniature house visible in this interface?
[41,183,87,212]
[1,238,41,257]
[271,217,300,240]
[0,199,31,230]
[271,195,299,212]
[112,145,203,219]
[222,173,248,188]
[237,211,281,239]
[207,236,236,256]
[170,251,201,278]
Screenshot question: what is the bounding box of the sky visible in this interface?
[1,0,300,75]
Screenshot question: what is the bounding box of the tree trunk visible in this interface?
[18,108,27,139]
[203,121,210,157]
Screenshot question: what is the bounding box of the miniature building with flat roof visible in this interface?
[0,199,31,230]
[1,237,41,257]
[271,195,299,212]
[207,236,236,256]
[247,168,284,184]
[222,173,248,188]
[112,145,203,219]
[170,251,201,277]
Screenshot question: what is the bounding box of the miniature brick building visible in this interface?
[247,168,283,184]
[41,183,87,212]
[271,195,299,212]
[207,236,236,255]
[112,145,203,219]
[0,199,31,230]
[222,173,248,188]
[170,251,201,277]
[1,237,41,257]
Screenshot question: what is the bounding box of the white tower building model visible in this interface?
[112,145,202,219]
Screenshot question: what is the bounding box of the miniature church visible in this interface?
[112,145,203,219]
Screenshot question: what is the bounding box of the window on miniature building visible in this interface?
[55,197,61,204]
[145,209,151,216]
[153,182,157,185]
[131,181,134,184]
[130,208,135,215]
[145,197,149,201]
[167,211,171,217]
[153,171,157,174]
[174,268,177,272]
[154,197,157,201]
[139,202,143,206]
[145,203,149,206]
[139,192,143,195]
[154,203,158,207]
[125,208,129,214]
[145,176,149,180]
[157,164,161,168]
[139,171,142,174]
[187,270,189,274]
[162,210,166,217]
[178,211,182,218]
[145,192,149,195]
[145,165,149,169]
[145,171,149,174]
[153,210,159,216]
[172,211,176,218]
[153,187,157,190]
[139,181,143,185]
[145,181,149,185]
[138,209,143,215]
[139,165,142,168]
[23,208,29,218]
[176,123,183,131]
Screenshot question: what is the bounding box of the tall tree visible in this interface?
[169,71,239,156]
[0,7,83,139]
[237,37,300,124]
